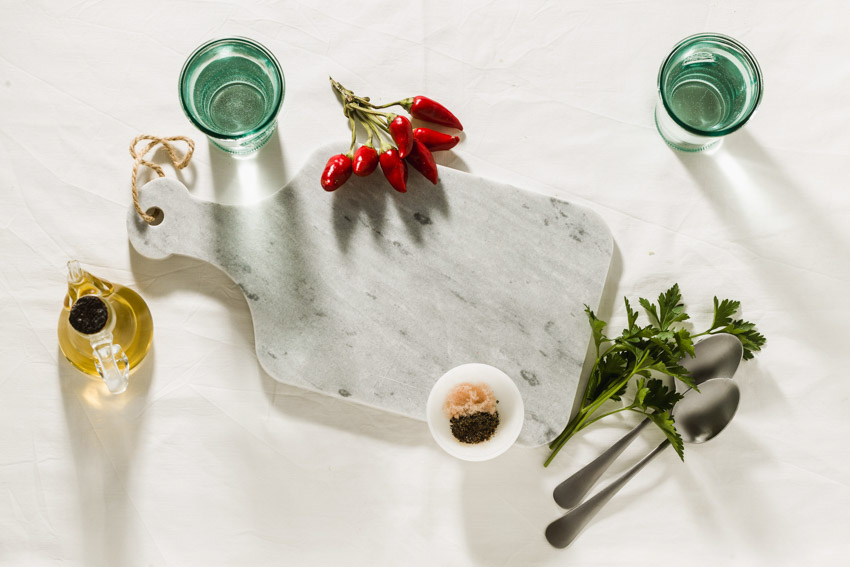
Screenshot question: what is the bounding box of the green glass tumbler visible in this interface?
[179,37,285,154]
[655,33,763,152]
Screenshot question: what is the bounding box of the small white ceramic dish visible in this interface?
[426,363,524,461]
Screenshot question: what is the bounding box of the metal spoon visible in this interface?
[553,333,743,509]
[545,377,741,549]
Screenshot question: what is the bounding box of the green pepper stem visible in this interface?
[355,110,392,153]
[346,110,357,154]
[330,77,374,118]
[348,103,390,119]
[367,99,405,109]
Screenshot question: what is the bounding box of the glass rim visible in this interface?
[657,33,763,138]
[178,36,285,140]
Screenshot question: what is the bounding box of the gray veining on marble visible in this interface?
[127,144,613,446]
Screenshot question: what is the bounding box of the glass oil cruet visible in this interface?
[57,260,153,394]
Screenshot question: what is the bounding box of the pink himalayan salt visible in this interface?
[443,382,498,419]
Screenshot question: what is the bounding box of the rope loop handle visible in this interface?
[130,135,195,223]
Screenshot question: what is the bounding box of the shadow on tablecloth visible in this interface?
[57,344,155,565]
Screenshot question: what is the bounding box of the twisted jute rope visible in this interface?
[130,135,195,223]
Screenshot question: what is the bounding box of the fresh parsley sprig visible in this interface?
[544,284,765,467]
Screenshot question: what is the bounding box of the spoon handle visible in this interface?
[545,439,670,549]
[553,418,651,509]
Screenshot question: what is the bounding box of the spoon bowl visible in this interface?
[676,375,740,443]
[545,378,741,549]
[679,333,743,386]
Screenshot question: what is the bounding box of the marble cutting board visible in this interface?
[127,145,613,447]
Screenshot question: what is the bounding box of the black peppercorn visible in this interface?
[449,411,500,444]
[69,295,109,335]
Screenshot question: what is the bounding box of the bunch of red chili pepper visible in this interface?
[321,78,463,193]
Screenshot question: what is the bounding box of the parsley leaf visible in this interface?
[718,319,767,360]
[709,297,740,331]
[625,297,639,330]
[632,378,686,460]
[640,284,689,331]
[638,296,658,328]
[585,305,607,354]
[585,351,628,403]
[633,377,685,459]
[649,411,685,460]
[708,297,767,359]
[635,378,683,413]
[674,328,695,358]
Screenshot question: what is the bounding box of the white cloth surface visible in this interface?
[1,1,848,565]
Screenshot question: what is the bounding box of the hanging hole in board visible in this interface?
[145,207,165,226]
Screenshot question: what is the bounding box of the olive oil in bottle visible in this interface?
[57,261,153,391]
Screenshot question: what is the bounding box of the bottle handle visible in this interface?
[90,333,130,394]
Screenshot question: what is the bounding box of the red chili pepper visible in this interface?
[413,127,459,152]
[321,154,352,192]
[401,96,463,130]
[379,148,408,193]
[352,145,379,177]
[388,115,414,158]
[405,140,438,184]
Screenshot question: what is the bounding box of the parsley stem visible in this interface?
[580,343,619,408]
[546,376,631,464]
[548,406,589,449]
[580,405,635,428]
[546,351,649,466]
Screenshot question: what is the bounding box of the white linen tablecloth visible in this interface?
[2,1,848,565]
